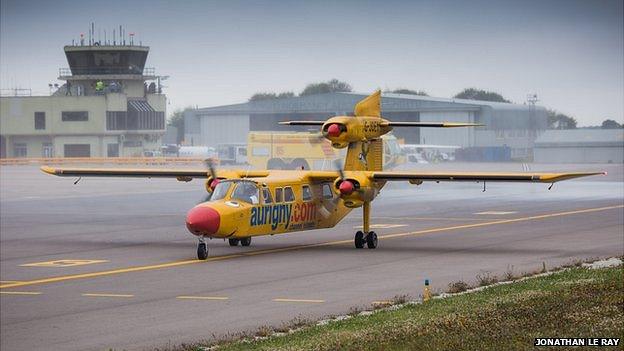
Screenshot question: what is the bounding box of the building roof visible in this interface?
[535,129,624,147]
[195,91,541,116]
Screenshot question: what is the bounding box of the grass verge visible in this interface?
[190,265,624,351]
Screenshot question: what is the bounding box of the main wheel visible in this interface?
[197,242,208,260]
[240,237,252,246]
[228,238,240,246]
[354,231,365,249]
[366,231,378,249]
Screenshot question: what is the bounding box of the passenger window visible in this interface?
[262,188,273,204]
[284,187,295,202]
[275,188,283,203]
[322,183,333,199]
[302,185,312,201]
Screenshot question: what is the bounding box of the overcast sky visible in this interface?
[1,0,622,126]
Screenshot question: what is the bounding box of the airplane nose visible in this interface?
[186,206,220,235]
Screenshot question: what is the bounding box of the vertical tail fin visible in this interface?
[345,91,384,172]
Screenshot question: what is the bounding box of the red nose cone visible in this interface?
[327,124,341,137]
[186,206,220,235]
[339,180,354,195]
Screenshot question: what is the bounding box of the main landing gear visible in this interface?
[354,201,378,249]
[228,237,252,247]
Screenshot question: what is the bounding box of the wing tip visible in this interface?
[40,166,58,175]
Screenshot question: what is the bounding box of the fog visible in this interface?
[1,0,623,126]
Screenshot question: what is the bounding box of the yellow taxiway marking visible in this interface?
[20,259,109,268]
[176,296,229,300]
[475,211,517,215]
[273,298,325,303]
[82,293,134,298]
[0,280,22,283]
[0,291,42,295]
[1,204,622,290]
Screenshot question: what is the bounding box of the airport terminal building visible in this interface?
[0,38,166,158]
[185,92,547,160]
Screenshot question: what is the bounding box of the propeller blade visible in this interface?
[204,158,218,180]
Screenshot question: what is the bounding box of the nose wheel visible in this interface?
[197,236,208,260]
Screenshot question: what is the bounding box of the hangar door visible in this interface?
[64,144,91,157]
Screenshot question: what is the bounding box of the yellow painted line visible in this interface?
[0,291,42,295]
[176,296,229,300]
[82,293,134,298]
[0,280,22,283]
[354,224,407,229]
[1,204,621,290]
[374,217,488,221]
[273,298,325,303]
[475,211,517,215]
[21,259,109,268]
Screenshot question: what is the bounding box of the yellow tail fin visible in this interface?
[345,91,383,171]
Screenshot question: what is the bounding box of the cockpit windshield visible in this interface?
[231,181,260,204]
[210,182,232,201]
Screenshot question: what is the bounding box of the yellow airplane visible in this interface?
[41,91,605,259]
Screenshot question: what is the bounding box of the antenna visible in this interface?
[113,29,116,45]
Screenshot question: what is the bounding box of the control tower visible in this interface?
[0,27,166,158]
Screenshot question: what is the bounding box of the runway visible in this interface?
[1,164,623,351]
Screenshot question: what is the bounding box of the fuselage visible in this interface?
[185,170,360,239]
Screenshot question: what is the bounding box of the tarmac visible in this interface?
[1,163,623,351]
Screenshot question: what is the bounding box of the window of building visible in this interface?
[322,183,334,199]
[64,144,90,157]
[107,143,119,157]
[42,143,53,157]
[62,111,88,121]
[34,112,45,130]
[284,186,295,202]
[302,185,312,201]
[262,187,273,204]
[13,143,27,158]
[275,188,283,203]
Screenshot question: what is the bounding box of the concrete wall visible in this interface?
[197,114,249,148]
[534,146,623,163]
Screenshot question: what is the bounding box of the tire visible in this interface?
[366,231,378,249]
[197,243,208,260]
[267,158,286,170]
[240,237,252,246]
[228,238,239,246]
[290,158,310,170]
[354,231,365,249]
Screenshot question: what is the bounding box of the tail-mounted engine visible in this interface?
[322,116,392,148]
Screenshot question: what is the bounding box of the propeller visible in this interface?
[333,159,355,196]
[198,158,220,203]
[205,158,220,190]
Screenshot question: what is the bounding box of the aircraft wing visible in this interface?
[41,166,270,181]
[278,121,326,126]
[371,171,606,183]
[382,122,484,128]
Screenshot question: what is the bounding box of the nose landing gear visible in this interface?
[197,236,208,260]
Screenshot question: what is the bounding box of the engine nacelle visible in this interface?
[322,116,392,148]
[334,175,379,208]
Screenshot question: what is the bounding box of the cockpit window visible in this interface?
[231,181,260,204]
[210,182,231,201]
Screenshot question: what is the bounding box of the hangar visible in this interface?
[533,129,624,163]
[185,92,548,160]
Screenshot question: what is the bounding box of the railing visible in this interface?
[0,157,218,166]
[59,67,156,76]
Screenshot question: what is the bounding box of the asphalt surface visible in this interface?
[1,163,623,351]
